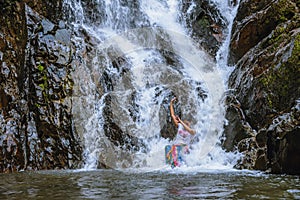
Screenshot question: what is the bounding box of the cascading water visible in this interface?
[64,0,240,171]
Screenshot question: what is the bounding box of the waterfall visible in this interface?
[64,0,240,170]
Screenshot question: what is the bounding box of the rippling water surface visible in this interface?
[0,169,299,199]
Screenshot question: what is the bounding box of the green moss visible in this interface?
[293,34,300,57]
[36,63,49,102]
[267,95,273,108]
[267,24,287,49]
[197,17,210,29]
[37,64,44,72]
[279,15,288,22]
[260,33,300,110]
[276,0,295,22]
[39,83,45,90]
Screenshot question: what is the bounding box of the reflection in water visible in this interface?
[0,170,299,199]
[0,171,82,199]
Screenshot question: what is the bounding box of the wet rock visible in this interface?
[256,129,267,148]
[254,148,268,171]
[180,0,227,57]
[234,137,257,169]
[225,0,300,174]
[102,94,143,152]
[0,1,28,172]
[23,0,63,23]
[229,8,300,129]
[41,19,55,34]
[55,29,71,46]
[229,0,297,64]
[266,102,300,174]
[234,137,268,171]
[78,0,150,30]
[25,3,82,168]
[0,1,82,172]
[222,94,256,151]
[1,134,24,173]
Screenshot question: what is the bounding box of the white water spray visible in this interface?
[65,0,240,171]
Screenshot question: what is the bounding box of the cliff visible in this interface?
[0,1,82,172]
[223,0,300,174]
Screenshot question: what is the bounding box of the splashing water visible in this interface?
[64,0,240,171]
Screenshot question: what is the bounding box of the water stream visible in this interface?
[64,0,241,170]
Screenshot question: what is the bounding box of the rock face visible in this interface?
[0,1,82,172]
[180,0,228,57]
[224,0,300,174]
[0,1,28,173]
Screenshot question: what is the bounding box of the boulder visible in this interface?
[266,102,300,174]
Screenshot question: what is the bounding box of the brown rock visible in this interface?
[229,0,297,64]
[226,0,300,174]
